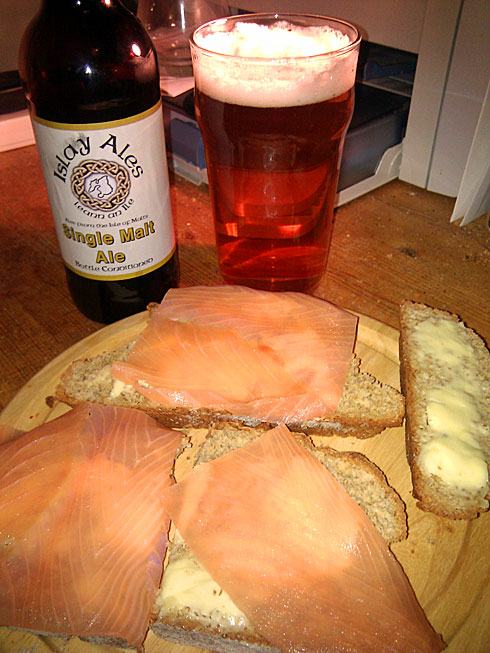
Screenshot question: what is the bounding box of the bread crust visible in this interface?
[54,349,404,439]
[7,628,134,650]
[399,301,489,520]
[152,620,277,652]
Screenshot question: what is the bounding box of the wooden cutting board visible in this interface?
[0,312,488,653]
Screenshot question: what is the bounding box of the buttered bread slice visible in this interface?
[151,423,408,651]
[399,301,489,519]
[55,346,404,439]
[55,287,404,439]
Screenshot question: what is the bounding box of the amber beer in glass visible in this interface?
[190,13,360,291]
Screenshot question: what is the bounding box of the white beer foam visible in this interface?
[193,20,359,108]
[196,21,351,58]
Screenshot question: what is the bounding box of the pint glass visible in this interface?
[190,14,361,291]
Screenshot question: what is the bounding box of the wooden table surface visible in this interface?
[0,144,489,653]
[1,144,488,412]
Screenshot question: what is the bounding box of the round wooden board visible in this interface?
[0,313,488,653]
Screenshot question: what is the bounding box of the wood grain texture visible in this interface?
[1,145,489,415]
[0,312,488,653]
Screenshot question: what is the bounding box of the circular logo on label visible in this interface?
[71,160,131,212]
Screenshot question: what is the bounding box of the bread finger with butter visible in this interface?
[399,301,489,519]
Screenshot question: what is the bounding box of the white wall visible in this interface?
[237,0,428,53]
[0,0,428,74]
[399,0,490,201]
[426,0,490,196]
[0,0,40,72]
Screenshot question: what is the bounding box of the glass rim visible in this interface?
[190,12,361,62]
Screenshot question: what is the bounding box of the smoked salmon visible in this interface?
[111,285,358,422]
[161,423,445,652]
[0,403,182,648]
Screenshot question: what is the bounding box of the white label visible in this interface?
[32,101,175,281]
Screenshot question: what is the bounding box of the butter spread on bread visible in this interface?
[150,423,411,651]
[399,301,489,519]
[155,425,444,652]
[414,317,487,490]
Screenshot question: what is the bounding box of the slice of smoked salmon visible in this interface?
[111,285,358,421]
[0,403,182,648]
[161,424,445,652]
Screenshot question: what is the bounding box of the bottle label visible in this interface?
[32,101,176,281]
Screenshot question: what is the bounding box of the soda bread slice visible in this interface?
[151,423,407,651]
[193,423,408,542]
[399,301,489,519]
[55,345,404,439]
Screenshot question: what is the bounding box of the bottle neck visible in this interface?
[22,0,160,123]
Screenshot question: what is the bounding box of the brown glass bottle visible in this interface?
[19,0,179,323]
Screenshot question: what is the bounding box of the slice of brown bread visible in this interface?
[55,345,404,439]
[399,301,489,519]
[152,532,277,653]
[194,423,407,543]
[151,423,407,651]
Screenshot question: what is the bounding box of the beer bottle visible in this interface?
[19,0,179,323]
